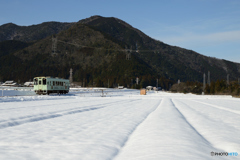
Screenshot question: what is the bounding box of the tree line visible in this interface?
[170,80,240,96]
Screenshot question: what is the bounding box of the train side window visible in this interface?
[43,79,46,85]
[53,81,55,86]
[34,79,38,85]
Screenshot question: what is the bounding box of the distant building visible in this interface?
[24,82,34,87]
[153,87,161,91]
[146,86,153,91]
[2,80,17,86]
[118,86,124,89]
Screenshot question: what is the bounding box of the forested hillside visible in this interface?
[0,15,240,89]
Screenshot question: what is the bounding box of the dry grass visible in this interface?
[233,95,240,98]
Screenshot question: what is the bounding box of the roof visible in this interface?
[34,77,69,81]
[24,82,34,86]
[4,80,14,84]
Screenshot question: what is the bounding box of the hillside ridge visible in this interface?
[0,16,239,88]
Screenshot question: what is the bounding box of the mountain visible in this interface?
[0,22,74,42]
[79,16,240,82]
[0,15,239,89]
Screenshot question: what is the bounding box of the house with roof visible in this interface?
[24,82,34,87]
[2,80,17,86]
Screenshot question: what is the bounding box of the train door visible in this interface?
[38,78,42,90]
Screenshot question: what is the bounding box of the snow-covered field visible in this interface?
[0,88,239,159]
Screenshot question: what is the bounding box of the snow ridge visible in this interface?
[112,100,162,159]
[170,99,211,145]
[173,99,240,152]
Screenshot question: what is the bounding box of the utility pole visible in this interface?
[52,36,57,55]
[125,46,131,60]
[207,71,210,85]
[125,46,128,60]
[136,42,139,53]
[227,74,229,85]
[203,73,206,92]
[69,68,73,84]
[136,77,139,85]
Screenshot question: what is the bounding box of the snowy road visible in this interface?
[0,89,239,159]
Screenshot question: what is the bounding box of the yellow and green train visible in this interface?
[34,77,70,95]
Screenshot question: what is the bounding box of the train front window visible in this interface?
[39,80,41,85]
[34,79,38,85]
[43,78,46,85]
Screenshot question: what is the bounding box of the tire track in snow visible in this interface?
[66,99,145,136]
[0,99,138,124]
[0,106,104,129]
[0,99,117,123]
[173,99,240,152]
[190,99,240,115]
[0,98,99,111]
[0,99,140,129]
[177,99,240,132]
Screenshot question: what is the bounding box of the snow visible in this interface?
[0,88,239,159]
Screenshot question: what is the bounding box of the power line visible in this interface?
[52,38,164,54]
